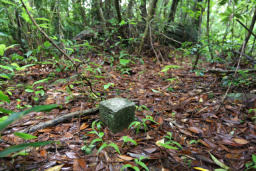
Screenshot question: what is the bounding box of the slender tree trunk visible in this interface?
[114,0,125,38]
[114,0,122,23]
[96,0,106,27]
[140,0,147,21]
[168,0,180,22]
[138,0,158,54]
[104,0,113,19]
[193,0,204,38]
[79,0,87,26]
[206,0,214,59]
[249,37,255,55]
[127,0,134,19]
[15,9,24,49]
[239,7,256,53]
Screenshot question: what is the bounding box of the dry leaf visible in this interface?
[73,159,87,171]
[80,123,89,130]
[188,127,203,134]
[118,155,133,161]
[44,164,64,171]
[233,138,249,145]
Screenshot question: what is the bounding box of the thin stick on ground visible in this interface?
[216,42,246,112]
[23,107,99,133]
[149,20,160,63]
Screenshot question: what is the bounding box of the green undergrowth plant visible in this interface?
[157,132,182,150]
[221,70,255,88]
[121,156,149,171]
[121,136,137,147]
[25,78,48,102]
[0,63,34,80]
[82,120,120,155]
[128,115,159,134]
[0,91,58,157]
[245,154,256,170]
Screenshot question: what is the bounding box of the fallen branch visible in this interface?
[23,107,99,133]
[207,68,256,74]
[233,50,256,64]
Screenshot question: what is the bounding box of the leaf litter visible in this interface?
[0,54,255,171]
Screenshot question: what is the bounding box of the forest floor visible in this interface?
[0,50,255,171]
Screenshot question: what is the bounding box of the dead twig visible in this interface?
[207,68,256,74]
[23,107,99,133]
[216,42,246,112]
[148,20,160,63]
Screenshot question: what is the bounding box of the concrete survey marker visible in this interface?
[99,98,135,133]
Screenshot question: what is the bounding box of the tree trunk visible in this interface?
[127,0,134,19]
[95,0,106,27]
[138,0,158,54]
[206,0,214,59]
[168,0,180,22]
[239,7,256,53]
[114,0,125,38]
[79,0,87,26]
[193,0,205,37]
[140,0,147,21]
[104,0,113,19]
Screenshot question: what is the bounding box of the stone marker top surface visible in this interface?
[100,98,134,112]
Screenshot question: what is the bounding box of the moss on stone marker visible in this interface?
[99,98,135,133]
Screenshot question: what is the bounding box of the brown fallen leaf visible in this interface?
[143,147,157,154]
[73,159,87,171]
[45,164,64,171]
[40,149,47,158]
[233,138,249,145]
[80,123,89,130]
[188,127,203,134]
[118,155,133,161]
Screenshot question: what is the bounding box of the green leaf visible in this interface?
[119,20,126,26]
[103,83,114,90]
[120,59,130,66]
[159,143,178,150]
[33,78,48,86]
[0,65,14,72]
[135,160,149,171]
[35,17,49,22]
[0,44,6,56]
[161,65,181,73]
[97,143,108,154]
[0,116,8,122]
[0,141,53,157]
[0,0,16,6]
[0,91,10,103]
[90,138,102,146]
[25,89,34,93]
[43,41,51,48]
[14,132,37,140]
[0,107,12,114]
[151,89,160,93]
[0,104,58,132]
[252,154,256,163]
[108,142,120,154]
[209,153,230,170]
[0,73,11,80]
[122,136,137,145]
